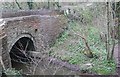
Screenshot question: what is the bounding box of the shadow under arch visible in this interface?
[9,36,35,71]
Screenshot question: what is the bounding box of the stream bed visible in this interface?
[11,56,81,75]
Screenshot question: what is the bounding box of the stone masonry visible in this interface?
[0,10,67,70]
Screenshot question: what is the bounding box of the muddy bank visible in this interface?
[26,53,82,75]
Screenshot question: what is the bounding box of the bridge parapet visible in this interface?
[1,9,64,18]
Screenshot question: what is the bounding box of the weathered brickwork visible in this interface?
[0,10,67,69]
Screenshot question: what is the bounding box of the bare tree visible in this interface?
[106,2,119,60]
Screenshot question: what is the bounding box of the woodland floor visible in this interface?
[48,20,117,75]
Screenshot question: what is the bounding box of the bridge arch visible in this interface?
[9,33,36,53]
[9,33,36,69]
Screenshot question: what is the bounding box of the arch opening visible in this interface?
[9,37,35,70]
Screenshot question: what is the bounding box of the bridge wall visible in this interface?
[1,12,67,69]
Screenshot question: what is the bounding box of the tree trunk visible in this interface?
[106,2,110,60]
[15,0,22,10]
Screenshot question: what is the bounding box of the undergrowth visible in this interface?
[49,20,116,75]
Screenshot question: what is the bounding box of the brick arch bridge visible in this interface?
[0,10,67,70]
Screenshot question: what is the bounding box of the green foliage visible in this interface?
[49,4,116,74]
[49,21,116,74]
[91,60,116,75]
[80,9,93,24]
[4,68,22,77]
[58,31,69,42]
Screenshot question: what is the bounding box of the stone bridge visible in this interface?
[0,10,68,71]
[0,9,120,76]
